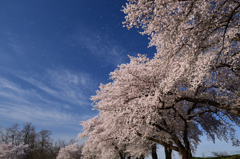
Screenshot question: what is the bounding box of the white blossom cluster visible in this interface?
[57,143,82,159]
[123,0,240,90]
[0,142,28,159]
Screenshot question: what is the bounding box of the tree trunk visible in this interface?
[181,118,192,159]
[140,154,145,159]
[151,144,158,159]
[179,148,192,159]
[118,152,125,159]
[136,154,145,159]
[164,146,172,159]
[181,152,192,159]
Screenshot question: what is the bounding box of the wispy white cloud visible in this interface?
[67,26,128,66]
[0,69,97,129]
[17,69,96,106]
[2,30,25,56]
[0,30,28,68]
[0,102,93,132]
[0,77,41,104]
[0,103,75,125]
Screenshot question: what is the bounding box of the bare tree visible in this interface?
[21,123,38,159]
[4,123,22,146]
[37,129,53,159]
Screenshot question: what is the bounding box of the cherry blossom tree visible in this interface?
[78,114,155,159]
[0,142,28,159]
[122,0,240,116]
[79,1,240,159]
[89,55,240,159]
[56,143,82,159]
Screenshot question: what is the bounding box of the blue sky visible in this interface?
[0,0,239,158]
[0,0,154,143]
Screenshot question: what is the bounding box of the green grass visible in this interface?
[192,154,240,159]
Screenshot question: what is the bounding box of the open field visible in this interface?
[192,154,240,159]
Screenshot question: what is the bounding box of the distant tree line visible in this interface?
[0,123,81,159]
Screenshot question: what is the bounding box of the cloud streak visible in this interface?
[68,26,128,66]
[18,69,95,106]
[0,69,97,129]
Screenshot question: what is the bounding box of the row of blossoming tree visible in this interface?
[0,123,82,159]
[79,0,240,159]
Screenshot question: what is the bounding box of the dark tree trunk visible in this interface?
[164,146,172,159]
[179,150,192,159]
[118,152,125,159]
[151,144,158,159]
[181,116,192,159]
[137,154,145,159]
[183,147,192,159]
[140,154,145,159]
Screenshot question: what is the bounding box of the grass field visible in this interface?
[192,154,240,159]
